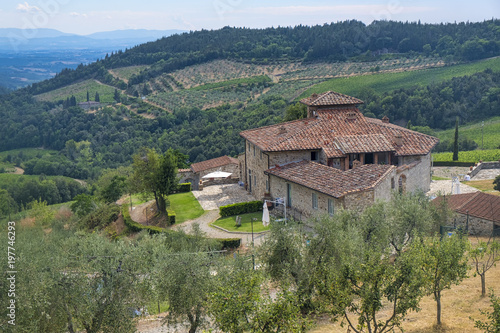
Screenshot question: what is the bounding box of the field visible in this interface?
[435,117,500,150]
[34,79,118,104]
[0,147,59,160]
[464,179,500,195]
[432,149,500,163]
[298,56,500,98]
[109,65,149,82]
[0,173,78,189]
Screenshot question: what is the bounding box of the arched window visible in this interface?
[398,174,407,194]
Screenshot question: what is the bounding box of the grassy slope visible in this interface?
[435,117,500,150]
[432,149,500,163]
[110,65,149,82]
[34,79,118,104]
[298,57,500,98]
[0,148,59,159]
[0,173,79,190]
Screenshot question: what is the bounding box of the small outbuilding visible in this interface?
[433,192,500,236]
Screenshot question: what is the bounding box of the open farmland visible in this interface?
[298,56,500,98]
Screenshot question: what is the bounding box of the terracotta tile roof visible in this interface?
[433,192,500,224]
[240,104,439,157]
[335,134,393,154]
[300,91,364,106]
[190,155,239,173]
[265,160,394,198]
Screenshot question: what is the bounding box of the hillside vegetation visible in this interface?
[299,56,500,98]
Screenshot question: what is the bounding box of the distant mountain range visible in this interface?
[0,28,186,51]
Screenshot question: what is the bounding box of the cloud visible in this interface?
[70,12,88,18]
[235,5,434,17]
[16,2,41,13]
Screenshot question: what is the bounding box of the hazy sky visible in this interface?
[0,0,498,34]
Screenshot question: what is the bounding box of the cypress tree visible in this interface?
[453,117,459,161]
[95,92,100,102]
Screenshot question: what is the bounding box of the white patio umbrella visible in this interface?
[262,201,270,226]
[202,171,232,179]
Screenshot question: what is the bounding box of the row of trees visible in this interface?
[3,192,499,332]
[21,20,500,95]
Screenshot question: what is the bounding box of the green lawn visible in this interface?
[212,212,270,233]
[168,192,205,224]
[298,57,500,99]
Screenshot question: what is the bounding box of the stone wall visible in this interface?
[244,141,270,199]
[342,190,375,212]
[178,170,200,190]
[399,153,432,193]
[454,213,497,236]
[268,174,342,221]
[373,168,397,202]
[469,161,500,178]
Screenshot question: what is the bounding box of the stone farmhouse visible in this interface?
[433,192,500,236]
[240,91,439,218]
[178,155,239,190]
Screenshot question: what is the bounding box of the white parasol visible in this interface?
[202,171,232,179]
[262,201,270,226]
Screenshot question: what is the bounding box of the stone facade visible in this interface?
[178,157,240,191]
[268,174,342,219]
[454,214,498,236]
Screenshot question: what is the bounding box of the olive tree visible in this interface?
[419,234,469,326]
[470,236,500,297]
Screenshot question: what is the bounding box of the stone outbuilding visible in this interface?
[433,192,500,236]
[178,155,239,190]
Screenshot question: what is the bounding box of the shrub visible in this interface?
[121,205,163,234]
[167,209,176,225]
[178,183,191,193]
[79,203,120,231]
[219,201,263,217]
[494,175,500,192]
[432,161,475,167]
[216,238,241,249]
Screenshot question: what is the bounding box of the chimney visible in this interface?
[278,126,287,135]
[394,133,403,147]
[382,116,390,123]
[307,106,318,118]
[346,111,357,121]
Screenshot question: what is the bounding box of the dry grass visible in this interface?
[309,242,500,333]
[464,179,500,195]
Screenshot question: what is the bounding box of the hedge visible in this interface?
[121,205,163,234]
[178,183,191,193]
[216,238,241,249]
[433,161,475,167]
[167,209,176,225]
[219,201,263,217]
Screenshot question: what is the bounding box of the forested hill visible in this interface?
[26,20,500,95]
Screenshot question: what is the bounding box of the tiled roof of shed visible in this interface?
[265,160,394,198]
[300,91,364,106]
[240,105,439,157]
[191,155,239,173]
[433,192,500,224]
